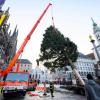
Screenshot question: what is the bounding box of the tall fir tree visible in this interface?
[39,26,78,71]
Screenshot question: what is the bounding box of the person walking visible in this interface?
[95,76,100,85]
[49,82,54,97]
[0,86,3,94]
[85,74,100,100]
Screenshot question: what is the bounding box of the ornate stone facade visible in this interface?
[0,1,18,70]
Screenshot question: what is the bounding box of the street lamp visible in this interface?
[89,35,100,77]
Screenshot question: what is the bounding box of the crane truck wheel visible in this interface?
[21,91,26,96]
[3,93,9,98]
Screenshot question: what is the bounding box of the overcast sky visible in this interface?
[3,0,100,66]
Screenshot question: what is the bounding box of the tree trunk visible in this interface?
[68,58,85,86]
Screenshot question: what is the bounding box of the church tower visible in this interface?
[92,18,100,45]
[0,0,18,70]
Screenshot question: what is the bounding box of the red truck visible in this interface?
[0,72,29,97]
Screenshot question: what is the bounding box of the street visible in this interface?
[0,91,86,100]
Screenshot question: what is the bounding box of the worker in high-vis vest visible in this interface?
[0,86,3,94]
[49,82,54,97]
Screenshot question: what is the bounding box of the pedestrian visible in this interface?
[49,82,54,97]
[34,80,37,90]
[95,76,100,85]
[85,74,100,100]
[0,86,3,94]
[37,79,40,84]
[43,82,47,96]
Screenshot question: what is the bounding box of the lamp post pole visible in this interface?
[89,35,100,77]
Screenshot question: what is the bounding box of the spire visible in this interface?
[91,17,97,26]
[5,7,10,14]
[12,25,18,37]
[7,23,10,31]
[8,30,11,36]
[10,25,18,44]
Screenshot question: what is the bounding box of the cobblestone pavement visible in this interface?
[0,92,86,100]
[25,92,86,100]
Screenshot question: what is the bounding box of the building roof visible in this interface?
[78,52,88,59]
[17,59,32,64]
[78,52,95,60]
[86,53,95,60]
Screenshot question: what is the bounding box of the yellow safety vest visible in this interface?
[0,86,3,94]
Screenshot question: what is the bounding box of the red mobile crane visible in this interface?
[0,3,52,77]
[0,3,52,97]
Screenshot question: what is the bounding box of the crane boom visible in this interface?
[1,3,52,76]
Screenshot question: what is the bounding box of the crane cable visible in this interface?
[50,3,55,28]
[50,1,59,34]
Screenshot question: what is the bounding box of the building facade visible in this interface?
[74,53,95,79]
[0,1,18,70]
[31,65,51,83]
[55,53,95,82]
[12,59,32,73]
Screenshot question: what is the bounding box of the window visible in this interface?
[6,73,29,82]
